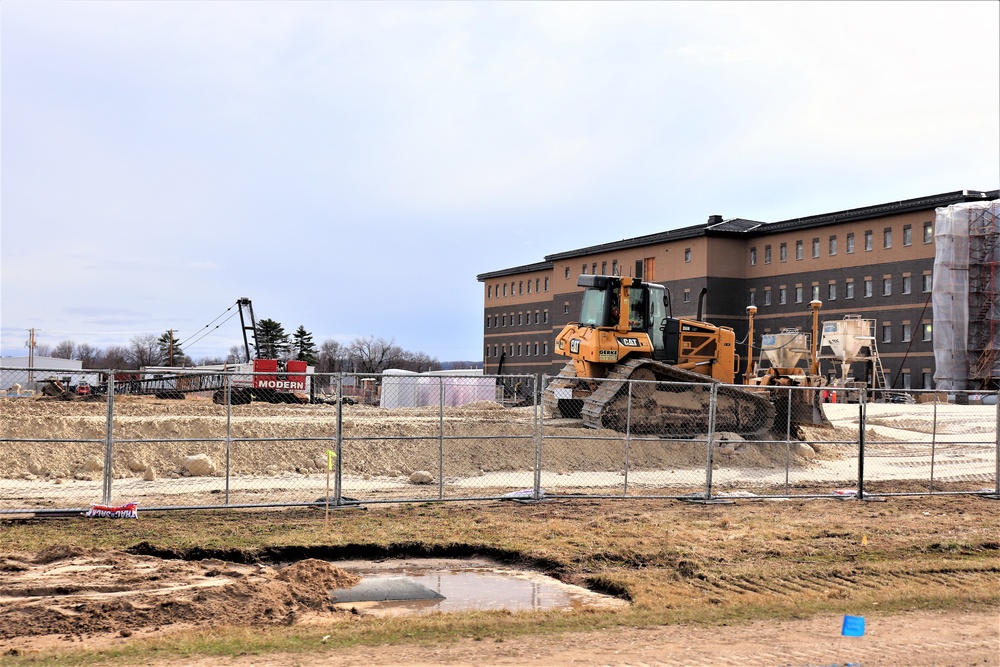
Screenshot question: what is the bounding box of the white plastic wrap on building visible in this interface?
[379,369,496,408]
[933,199,1000,390]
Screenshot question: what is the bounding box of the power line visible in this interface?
[177,302,241,349]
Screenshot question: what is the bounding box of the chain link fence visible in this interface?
[1,366,997,513]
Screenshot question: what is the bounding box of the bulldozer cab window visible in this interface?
[579,288,611,327]
[628,287,646,329]
[648,287,667,353]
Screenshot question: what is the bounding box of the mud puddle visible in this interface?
[331,558,628,616]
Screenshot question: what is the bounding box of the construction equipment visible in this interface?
[211,298,312,405]
[545,276,775,435]
[744,301,830,427]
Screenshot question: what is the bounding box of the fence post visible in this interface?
[994,390,1000,496]
[534,376,542,500]
[784,387,792,496]
[857,388,867,499]
[334,375,344,507]
[224,371,232,506]
[624,379,633,497]
[929,391,939,493]
[704,383,718,500]
[102,368,114,505]
[438,377,445,500]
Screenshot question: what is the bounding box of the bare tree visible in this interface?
[51,340,75,359]
[76,344,100,368]
[398,351,441,373]
[127,334,163,369]
[32,343,52,357]
[318,340,348,374]
[198,356,226,366]
[226,345,248,364]
[99,345,132,370]
[348,336,403,374]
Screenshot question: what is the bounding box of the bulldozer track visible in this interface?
[547,358,776,437]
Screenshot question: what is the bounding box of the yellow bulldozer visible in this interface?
[545,275,777,436]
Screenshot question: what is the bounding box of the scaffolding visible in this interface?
[933,199,1000,390]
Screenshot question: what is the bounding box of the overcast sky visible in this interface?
[2,1,998,364]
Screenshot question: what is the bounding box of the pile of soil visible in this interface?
[0,395,823,481]
[0,547,360,641]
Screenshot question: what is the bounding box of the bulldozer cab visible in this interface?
[575,275,671,359]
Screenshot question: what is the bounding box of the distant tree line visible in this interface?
[29,318,475,374]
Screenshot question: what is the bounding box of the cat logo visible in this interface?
[618,337,640,347]
[569,338,581,354]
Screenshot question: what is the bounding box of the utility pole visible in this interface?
[167,329,176,367]
[26,328,38,382]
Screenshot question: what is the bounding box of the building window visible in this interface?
[493,345,498,358]
[527,280,531,294]
[683,290,691,303]
[923,323,932,341]
[884,227,892,249]
[829,236,837,256]
[502,315,507,327]
[503,284,507,297]
[601,261,607,275]
[882,324,891,344]
[487,285,492,299]
[534,342,539,355]
[750,247,757,266]
[812,238,820,258]
[780,243,787,262]
[564,267,570,279]
[865,230,873,251]
[611,260,618,275]
[764,245,772,264]
[764,289,771,306]
[749,291,756,306]
[511,281,515,295]
[922,372,933,389]
[779,287,787,305]
[882,277,891,296]
[922,273,932,292]
[592,262,597,275]
[493,315,498,327]
[901,371,911,389]
[795,286,803,303]
[864,279,873,298]
[684,248,691,263]
[582,263,587,275]
[923,221,933,244]
[563,302,570,314]
[902,275,912,294]
[846,281,854,299]
[847,233,855,253]
[828,283,836,300]
[901,323,911,342]
[795,240,803,260]
[486,316,491,329]
[536,278,540,292]
[534,311,539,324]
[543,342,548,355]
[544,277,549,291]
[519,281,523,295]
[543,310,549,323]
[518,313,523,325]
[903,224,912,246]
[811,285,820,301]
[517,344,521,356]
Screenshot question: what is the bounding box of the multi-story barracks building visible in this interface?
[477,189,999,390]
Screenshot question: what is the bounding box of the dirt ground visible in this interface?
[0,395,824,483]
[0,552,996,667]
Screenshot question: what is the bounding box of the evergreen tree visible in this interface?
[255,319,289,359]
[292,325,318,364]
[157,331,184,367]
